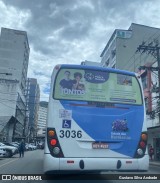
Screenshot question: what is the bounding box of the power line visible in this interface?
[137,39,160,120]
[120,29,160,71]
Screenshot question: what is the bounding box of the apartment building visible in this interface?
[100,23,160,160]
[0,28,30,142]
[26,78,40,142]
[37,101,48,141]
[101,23,160,70]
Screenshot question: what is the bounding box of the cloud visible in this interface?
[43,83,50,95]
[0,0,31,30]
[1,0,160,101]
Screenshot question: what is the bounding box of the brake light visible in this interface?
[47,128,64,158]
[50,139,57,146]
[139,141,145,148]
[134,132,147,158]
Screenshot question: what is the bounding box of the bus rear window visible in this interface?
[53,68,142,105]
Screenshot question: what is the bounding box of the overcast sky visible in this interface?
[0,0,160,101]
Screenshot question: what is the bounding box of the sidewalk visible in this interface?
[149,159,160,166]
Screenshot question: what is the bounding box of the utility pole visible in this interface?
[136,41,160,121]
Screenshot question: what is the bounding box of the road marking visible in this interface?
[0,159,17,168]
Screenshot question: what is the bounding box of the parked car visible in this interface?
[25,143,29,151]
[0,142,18,158]
[30,143,37,150]
[37,142,44,149]
[3,142,19,154]
[12,142,20,146]
[10,142,19,148]
[3,142,18,148]
[25,143,37,151]
[0,147,6,157]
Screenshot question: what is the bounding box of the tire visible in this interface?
[5,150,13,158]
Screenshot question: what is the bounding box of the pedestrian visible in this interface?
[19,140,25,158]
[149,145,154,160]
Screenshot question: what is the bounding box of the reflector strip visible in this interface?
[67,160,74,164]
[126,161,132,164]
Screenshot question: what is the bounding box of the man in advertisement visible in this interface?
[59,71,74,90]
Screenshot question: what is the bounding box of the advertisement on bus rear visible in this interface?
[54,68,142,105]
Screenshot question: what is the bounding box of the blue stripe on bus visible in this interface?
[60,100,144,157]
[60,64,135,76]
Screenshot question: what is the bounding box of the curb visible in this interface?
[149,162,160,167]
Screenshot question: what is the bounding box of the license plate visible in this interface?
[92,142,109,149]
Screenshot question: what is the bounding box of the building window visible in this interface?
[111,49,116,59]
[105,58,110,67]
[141,75,147,89]
[145,98,149,113]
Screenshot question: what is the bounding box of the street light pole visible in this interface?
[156,47,160,121]
[136,42,160,121]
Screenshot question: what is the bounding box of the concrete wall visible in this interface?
[101,24,160,72]
[116,24,160,72]
[0,28,30,94]
[0,79,18,117]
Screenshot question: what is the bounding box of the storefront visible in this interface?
[154,138,160,160]
[147,126,160,161]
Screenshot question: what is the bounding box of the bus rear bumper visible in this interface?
[43,154,149,173]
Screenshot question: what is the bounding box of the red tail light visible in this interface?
[139,141,145,148]
[50,139,57,146]
[134,132,147,158]
[47,128,64,158]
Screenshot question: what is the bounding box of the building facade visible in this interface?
[100,23,160,160]
[0,28,29,94]
[100,23,160,71]
[139,61,160,160]
[37,101,48,142]
[0,28,30,142]
[26,78,40,142]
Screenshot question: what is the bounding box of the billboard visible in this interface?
[54,68,142,105]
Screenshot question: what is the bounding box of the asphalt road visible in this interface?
[0,150,160,183]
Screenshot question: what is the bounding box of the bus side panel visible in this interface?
[44,154,59,173]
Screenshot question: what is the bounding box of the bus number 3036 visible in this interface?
[59,130,82,138]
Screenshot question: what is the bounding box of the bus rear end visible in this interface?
[44,65,149,173]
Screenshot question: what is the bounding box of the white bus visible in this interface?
[44,64,149,174]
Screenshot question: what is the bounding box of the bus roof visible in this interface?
[56,64,136,76]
